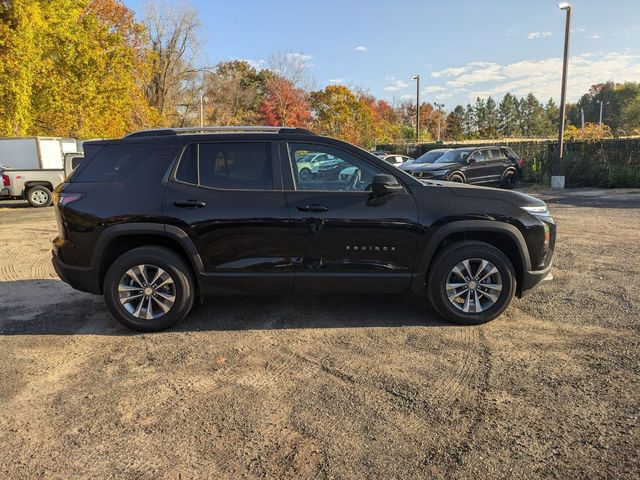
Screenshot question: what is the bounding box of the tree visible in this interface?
[518,93,550,137]
[545,98,559,134]
[310,85,368,145]
[202,60,266,126]
[464,103,476,138]
[480,96,499,138]
[259,74,310,127]
[445,105,465,141]
[498,93,519,137]
[621,93,640,134]
[143,1,202,125]
[0,0,156,137]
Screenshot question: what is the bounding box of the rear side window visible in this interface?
[489,149,503,160]
[74,144,158,182]
[198,142,272,190]
[175,144,198,184]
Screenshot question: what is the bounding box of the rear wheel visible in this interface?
[426,241,516,325]
[501,169,517,189]
[448,173,465,183]
[299,168,312,180]
[26,185,52,207]
[103,246,194,331]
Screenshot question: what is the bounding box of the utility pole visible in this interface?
[434,102,444,142]
[199,94,205,127]
[554,2,572,189]
[580,107,585,128]
[412,75,420,143]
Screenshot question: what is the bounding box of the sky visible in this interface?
[123,0,640,109]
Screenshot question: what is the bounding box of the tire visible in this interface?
[426,241,516,325]
[448,173,465,183]
[501,169,517,189]
[26,185,52,207]
[299,168,312,181]
[103,246,195,332]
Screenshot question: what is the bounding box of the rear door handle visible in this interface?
[297,204,328,212]
[174,199,206,208]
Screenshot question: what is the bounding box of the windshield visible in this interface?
[433,149,472,164]
[414,150,447,164]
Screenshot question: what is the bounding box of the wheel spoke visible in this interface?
[481,283,502,292]
[126,268,145,288]
[154,291,176,303]
[462,290,472,312]
[118,284,143,292]
[462,260,473,278]
[446,282,467,290]
[120,293,144,304]
[150,267,166,286]
[447,287,468,301]
[475,260,488,278]
[152,295,172,313]
[479,267,498,283]
[480,289,499,303]
[473,289,483,312]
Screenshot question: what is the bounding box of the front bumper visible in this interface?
[51,245,101,294]
[518,263,553,297]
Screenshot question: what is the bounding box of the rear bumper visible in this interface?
[52,247,101,295]
[518,263,553,297]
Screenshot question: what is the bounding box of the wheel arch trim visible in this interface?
[410,220,531,293]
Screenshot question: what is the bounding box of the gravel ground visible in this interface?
[0,189,638,479]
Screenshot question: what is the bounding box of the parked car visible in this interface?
[399,148,450,173]
[501,146,525,179]
[52,126,555,332]
[401,146,519,188]
[295,152,345,180]
[0,137,84,206]
[1,151,83,207]
[376,153,413,167]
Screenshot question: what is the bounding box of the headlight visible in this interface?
[522,205,551,217]
[430,170,449,176]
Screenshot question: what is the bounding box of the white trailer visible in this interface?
[0,137,77,170]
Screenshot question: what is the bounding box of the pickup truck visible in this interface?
[1,152,83,207]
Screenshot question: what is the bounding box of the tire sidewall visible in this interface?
[27,186,52,207]
[448,173,465,183]
[502,169,516,189]
[428,244,515,325]
[104,248,194,332]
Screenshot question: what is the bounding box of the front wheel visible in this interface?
[501,169,517,189]
[26,185,52,207]
[448,173,465,183]
[426,241,516,325]
[103,246,195,331]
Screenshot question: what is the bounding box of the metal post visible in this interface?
[598,100,603,125]
[416,76,420,142]
[580,107,585,128]
[200,94,205,128]
[554,2,572,188]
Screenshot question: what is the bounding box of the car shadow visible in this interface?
[0,280,453,336]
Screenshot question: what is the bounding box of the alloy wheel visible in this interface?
[118,264,176,319]
[445,258,502,313]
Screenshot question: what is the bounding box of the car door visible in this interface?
[487,148,509,181]
[465,149,493,183]
[162,140,293,294]
[282,141,421,293]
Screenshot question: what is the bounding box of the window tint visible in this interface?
[199,142,272,190]
[289,143,387,192]
[489,149,503,160]
[472,150,488,162]
[70,156,84,170]
[74,144,156,182]
[176,144,198,184]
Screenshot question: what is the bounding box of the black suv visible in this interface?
[401,146,520,188]
[52,127,555,331]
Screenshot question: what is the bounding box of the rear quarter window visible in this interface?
[74,144,162,182]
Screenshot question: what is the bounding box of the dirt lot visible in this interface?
[0,189,638,479]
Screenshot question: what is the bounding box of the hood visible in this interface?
[418,179,546,208]
[402,162,458,171]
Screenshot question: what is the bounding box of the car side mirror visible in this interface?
[372,174,402,195]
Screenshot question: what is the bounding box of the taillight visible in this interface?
[53,192,84,206]
[517,159,524,169]
[2,174,9,187]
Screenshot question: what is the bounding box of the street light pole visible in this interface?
[434,102,444,142]
[412,75,420,142]
[554,2,572,189]
[598,100,603,125]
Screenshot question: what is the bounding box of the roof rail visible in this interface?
[124,126,315,138]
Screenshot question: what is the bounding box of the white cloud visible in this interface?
[355,46,368,52]
[423,85,446,93]
[419,52,640,105]
[285,52,313,61]
[431,66,469,78]
[588,34,602,39]
[400,94,414,100]
[329,78,343,84]
[384,78,409,91]
[240,59,266,70]
[527,31,552,39]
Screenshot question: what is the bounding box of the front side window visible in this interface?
[289,143,386,192]
[176,142,273,190]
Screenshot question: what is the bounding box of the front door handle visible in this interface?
[297,204,328,212]
[174,199,206,208]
